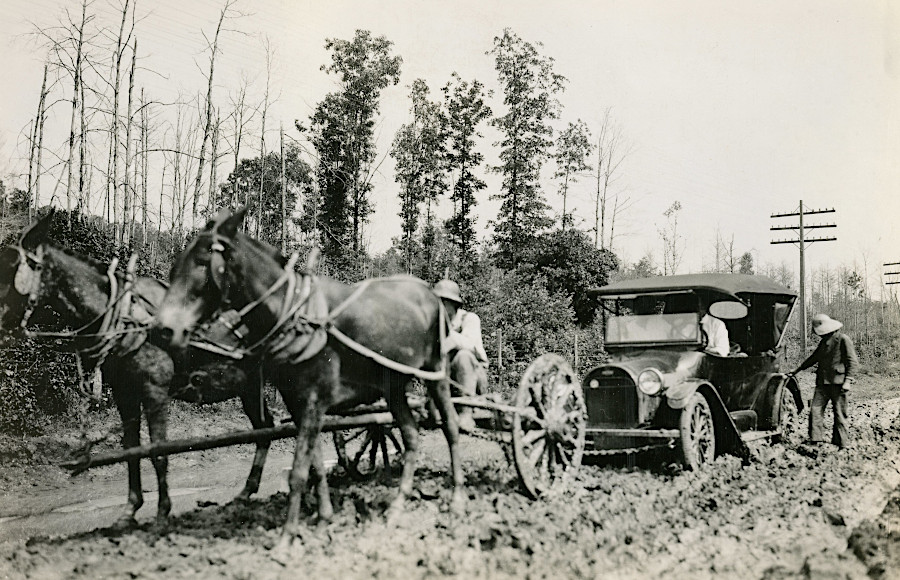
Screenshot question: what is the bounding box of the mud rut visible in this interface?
[2,376,900,580]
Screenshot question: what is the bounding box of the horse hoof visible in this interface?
[112,515,138,531]
[449,493,466,516]
[384,502,404,526]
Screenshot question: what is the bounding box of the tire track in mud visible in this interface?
[1,391,899,579]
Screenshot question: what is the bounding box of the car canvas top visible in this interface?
[590,273,797,300]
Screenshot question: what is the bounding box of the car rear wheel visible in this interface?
[772,385,802,445]
[678,392,716,470]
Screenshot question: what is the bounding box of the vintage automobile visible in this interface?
[584,273,803,469]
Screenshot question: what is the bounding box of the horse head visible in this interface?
[0,211,55,331]
[155,207,256,348]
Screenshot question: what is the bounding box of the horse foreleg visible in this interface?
[310,441,333,522]
[113,392,143,527]
[237,374,272,500]
[428,378,466,514]
[386,390,420,521]
[278,401,323,548]
[144,397,171,528]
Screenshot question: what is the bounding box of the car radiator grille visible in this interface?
[585,372,639,429]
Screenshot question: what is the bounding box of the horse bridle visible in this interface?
[8,244,45,329]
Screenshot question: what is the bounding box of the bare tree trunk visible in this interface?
[141,88,148,240]
[122,38,137,245]
[208,107,220,215]
[28,63,50,222]
[64,0,88,227]
[109,0,134,245]
[79,57,88,212]
[256,38,273,239]
[192,0,233,229]
[594,132,603,248]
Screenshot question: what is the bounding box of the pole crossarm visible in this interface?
[770,208,835,218]
[770,223,836,231]
[884,272,900,276]
[885,262,900,267]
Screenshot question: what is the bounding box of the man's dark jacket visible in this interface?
[797,331,860,386]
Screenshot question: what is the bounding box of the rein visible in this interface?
[195,248,448,381]
[22,252,148,364]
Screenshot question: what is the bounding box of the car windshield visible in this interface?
[606,312,701,345]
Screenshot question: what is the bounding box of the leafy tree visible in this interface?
[522,228,618,325]
[488,28,566,268]
[216,145,312,250]
[553,120,593,229]
[309,30,402,274]
[442,73,492,265]
[391,79,447,274]
[739,251,754,275]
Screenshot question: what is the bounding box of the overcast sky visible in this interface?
[2,0,897,289]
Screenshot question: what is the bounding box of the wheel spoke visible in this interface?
[527,438,547,467]
[351,431,374,466]
[522,428,547,446]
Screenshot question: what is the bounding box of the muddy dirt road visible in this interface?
[1,375,899,579]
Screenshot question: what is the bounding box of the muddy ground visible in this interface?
[1,373,900,580]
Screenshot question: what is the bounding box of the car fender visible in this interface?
[666,380,748,458]
[774,373,803,412]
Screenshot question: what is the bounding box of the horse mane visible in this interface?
[234,231,289,268]
[45,243,114,278]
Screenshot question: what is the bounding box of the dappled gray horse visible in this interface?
[154,207,464,547]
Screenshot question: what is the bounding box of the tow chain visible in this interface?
[582,439,676,457]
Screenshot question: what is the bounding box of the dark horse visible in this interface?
[154,208,464,546]
[0,213,284,528]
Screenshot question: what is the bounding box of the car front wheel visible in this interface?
[678,392,716,470]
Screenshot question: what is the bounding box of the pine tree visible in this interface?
[488,28,566,268]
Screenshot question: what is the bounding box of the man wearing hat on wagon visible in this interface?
[433,279,489,433]
[789,313,860,448]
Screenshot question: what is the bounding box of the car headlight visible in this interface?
[637,368,664,396]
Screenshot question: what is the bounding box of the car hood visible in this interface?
[600,348,705,383]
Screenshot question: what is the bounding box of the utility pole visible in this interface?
[280,124,287,255]
[771,200,836,354]
[884,261,900,332]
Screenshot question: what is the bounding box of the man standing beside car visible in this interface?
[789,313,859,449]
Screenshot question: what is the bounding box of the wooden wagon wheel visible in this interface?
[332,425,404,482]
[511,353,586,499]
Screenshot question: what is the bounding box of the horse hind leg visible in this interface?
[237,370,273,500]
[385,377,421,522]
[427,377,466,514]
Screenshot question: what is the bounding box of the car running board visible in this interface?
[740,429,779,443]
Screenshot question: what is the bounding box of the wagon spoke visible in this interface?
[522,428,546,446]
[351,431,374,466]
[342,428,368,444]
[527,438,547,468]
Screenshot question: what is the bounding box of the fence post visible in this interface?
[498,327,504,391]
[574,330,579,370]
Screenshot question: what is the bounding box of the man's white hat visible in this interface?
[811,313,843,336]
[433,279,463,304]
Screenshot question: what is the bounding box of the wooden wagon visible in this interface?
[63,353,587,500]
